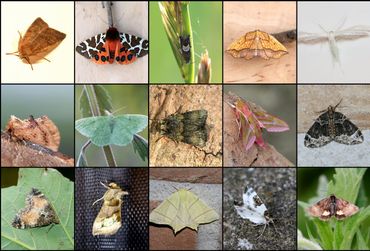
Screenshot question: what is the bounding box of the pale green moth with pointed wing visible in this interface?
[75,114,148,147]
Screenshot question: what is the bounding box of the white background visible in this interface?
[298,1,370,83]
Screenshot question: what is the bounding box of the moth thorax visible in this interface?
[106,27,120,41]
[263,210,271,221]
[329,195,336,215]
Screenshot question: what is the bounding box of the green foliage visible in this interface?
[132,134,148,161]
[298,168,370,250]
[79,85,112,118]
[1,168,74,250]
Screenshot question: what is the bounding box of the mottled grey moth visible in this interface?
[304,101,363,148]
[155,109,208,147]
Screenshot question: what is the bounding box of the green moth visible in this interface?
[75,114,148,147]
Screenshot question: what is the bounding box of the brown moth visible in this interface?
[92,182,129,236]
[12,188,59,229]
[307,194,359,221]
[7,17,66,70]
[5,115,61,152]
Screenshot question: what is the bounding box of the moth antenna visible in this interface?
[334,98,343,110]
[334,17,347,32]
[318,24,328,34]
[100,181,110,189]
[92,196,105,207]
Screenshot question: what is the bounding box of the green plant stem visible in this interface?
[181,3,194,83]
[84,85,117,167]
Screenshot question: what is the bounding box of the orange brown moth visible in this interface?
[76,25,148,65]
[5,115,60,152]
[12,188,59,229]
[92,182,129,236]
[307,194,359,221]
[6,17,66,70]
[227,30,288,60]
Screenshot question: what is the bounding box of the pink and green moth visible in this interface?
[227,94,289,151]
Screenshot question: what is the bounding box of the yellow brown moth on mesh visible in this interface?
[7,17,66,70]
[5,115,60,152]
[92,182,129,236]
[12,188,59,229]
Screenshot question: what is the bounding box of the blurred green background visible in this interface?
[149,1,222,83]
[75,85,148,167]
[1,85,74,156]
[298,168,370,238]
[225,85,297,164]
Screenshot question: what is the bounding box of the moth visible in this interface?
[298,24,370,64]
[227,30,288,60]
[307,194,359,221]
[234,186,277,239]
[149,188,219,234]
[76,25,148,65]
[7,17,66,70]
[12,188,59,229]
[154,109,208,148]
[304,101,364,148]
[92,182,129,236]
[179,35,191,63]
[226,93,289,152]
[5,115,60,152]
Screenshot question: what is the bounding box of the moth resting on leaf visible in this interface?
[307,194,359,221]
[76,24,148,65]
[92,182,129,236]
[5,115,60,152]
[304,101,363,148]
[149,188,219,234]
[234,186,277,239]
[12,188,59,229]
[7,17,66,70]
[154,109,208,148]
[226,94,289,152]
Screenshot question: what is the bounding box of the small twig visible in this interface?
[102,1,114,27]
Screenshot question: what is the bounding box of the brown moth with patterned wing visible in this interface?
[7,17,66,70]
[304,100,364,148]
[307,195,359,221]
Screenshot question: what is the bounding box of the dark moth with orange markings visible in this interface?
[307,194,359,221]
[7,17,66,70]
[76,26,148,64]
[12,188,59,229]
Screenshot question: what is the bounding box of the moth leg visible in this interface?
[256,223,267,239]
[42,57,51,62]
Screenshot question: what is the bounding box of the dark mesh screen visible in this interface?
[75,168,148,250]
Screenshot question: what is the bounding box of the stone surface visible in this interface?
[150,179,222,250]
[150,168,222,184]
[223,168,296,250]
[297,130,370,166]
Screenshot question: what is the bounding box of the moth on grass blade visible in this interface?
[226,93,289,152]
[12,188,59,229]
[153,109,208,148]
[92,182,128,236]
[75,111,148,147]
[7,17,66,70]
[307,194,359,221]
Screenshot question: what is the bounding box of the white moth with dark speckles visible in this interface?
[234,186,277,239]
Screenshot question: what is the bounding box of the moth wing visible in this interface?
[234,204,267,224]
[119,33,148,58]
[110,115,148,146]
[335,198,359,219]
[253,112,289,132]
[298,32,328,43]
[75,33,108,62]
[21,17,49,44]
[75,116,112,146]
[333,112,364,145]
[242,187,268,216]
[304,112,332,148]
[307,197,331,218]
[334,26,370,40]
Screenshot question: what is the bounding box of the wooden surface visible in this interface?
[149,85,222,167]
[224,1,296,83]
[298,85,370,133]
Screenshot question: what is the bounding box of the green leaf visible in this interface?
[132,134,148,161]
[79,85,113,118]
[298,229,322,250]
[75,114,148,147]
[1,168,74,250]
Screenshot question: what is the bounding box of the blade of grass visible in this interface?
[159,1,195,83]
